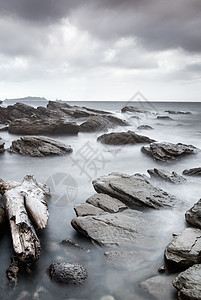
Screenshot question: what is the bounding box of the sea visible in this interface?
[0,99,201,300]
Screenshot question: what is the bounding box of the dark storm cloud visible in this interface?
[0,0,201,53]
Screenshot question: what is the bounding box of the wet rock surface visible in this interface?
[185,199,201,229]
[97,130,155,145]
[183,167,201,176]
[137,125,153,130]
[147,168,186,184]
[0,205,5,227]
[79,115,129,132]
[173,264,201,300]
[0,137,5,153]
[164,227,201,269]
[9,136,73,157]
[86,193,127,213]
[141,142,200,161]
[156,115,174,120]
[8,118,79,135]
[92,172,177,209]
[49,262,88,285]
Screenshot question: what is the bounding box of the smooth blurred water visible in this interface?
[0,100,201,299]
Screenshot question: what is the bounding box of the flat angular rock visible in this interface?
[74,203,105,217]
[8,118,79,135]
[183,167,201,176]
[185,199,201,229]
[173,264,201,300]
[79,115,129,132]
[0,137,5,153]
[141,142,199,161]
[86,193,127,213]
[10,136,73,157]
[92,172,177,209]
[147,168,186,184]
[164,227,201,269]
[97,130,155,145]
[49,262,87,285]
[71,210,149,247]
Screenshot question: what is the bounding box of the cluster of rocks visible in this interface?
[0,101,130,135]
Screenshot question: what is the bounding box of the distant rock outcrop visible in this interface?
[183,167,201,176]
[141,142,199,161]
[97,130,155,145]
[9,136,73,157]
[137,125,153,130]
[121,106,150,114]
[165,110,191,115]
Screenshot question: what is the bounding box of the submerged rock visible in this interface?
[10,136,73,157]
[0,137,5,153]
[164,227,201,269]
[79,115,129,132]
[49,262,87,285]
[8,118,79,135]
[86,193,127,213]
[173,264,201,300]
[185,199,201,229]
[183,167,201,176]
[137,125,153,130]
[141,142,199,161]
[139,274,176,300]
[97,130,155,145]
[93,172,177,209]
[147,168,186,184]
[156,116,174,120]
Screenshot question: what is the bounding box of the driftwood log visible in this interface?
[0,175,50,263]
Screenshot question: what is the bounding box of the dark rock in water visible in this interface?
[10,136,73,157]
[137,125,153,130]
[79,115,129,132]
[141,142,200,161]
[164,227,201,269]
[0,205,5,227]
[183,167,201,176]
[121,106,150,114]
[8,118,79,135]
[97,130,155,145]
[86,193,127,213]
[61,239,86,251]
[173,264,201,300]
[49,262,87,285]
[74,203,105,217]
[147,168,186,184]
[165,110,191,115]
[139,274,176,300]
[185,199,201,229]
[93,172,177,209]
[0,138,5,153]
[6,256,20,286]
[71,210,150,247]
[156,116,174,120]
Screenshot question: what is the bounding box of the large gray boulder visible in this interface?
[185,199,201,229]
[92,172,177,209]
[164,227,201,269]
[147,168,186,184]
[10,136,73,157]
[141,142,199,161]
[0,137,5,153]
[183,167,201,176]
[79,115,129,132]
[8,118,79,135]
[49,262,87,285]
[97,130,155,145]
[173,264,201,300]
[71,210,151,247]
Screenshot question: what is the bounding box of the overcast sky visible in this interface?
[0,0,201,101]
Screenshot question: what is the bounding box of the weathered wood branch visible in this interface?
[0,175,50,263]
